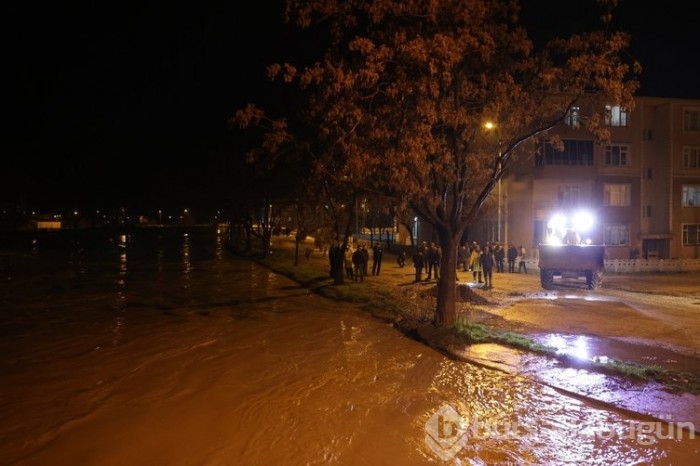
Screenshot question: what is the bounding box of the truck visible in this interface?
[537,210,605,290]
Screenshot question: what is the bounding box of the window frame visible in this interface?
[682,224,700,245]
[682,185,700,207]
[566,106,580,127]
[557,184,580,208]
[604,144,630,166]
[603,183,631,207]
[540,139,594,166]
[604,223,630,246]
[683,108,700,132]
[605,105,629,127]
[683,145,700,168]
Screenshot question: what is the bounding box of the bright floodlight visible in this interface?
[572,210,594,232]
[546,213,567,244]
[547,213,567,231]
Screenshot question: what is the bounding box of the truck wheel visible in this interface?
[586,270,602,289]
[540,269,554,289]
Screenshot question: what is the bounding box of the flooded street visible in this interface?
[1,228,699,464]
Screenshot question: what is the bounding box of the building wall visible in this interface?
[499,96,700,260]
[637,100,673,258]
[671,100,700,259]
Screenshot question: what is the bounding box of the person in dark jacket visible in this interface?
[426,242,439,280]
[352,247,366,282]
[372,244,384,276]
[507,244,518,273]
[412,251,425,283]
[457,244,469,272]
[494,243,505,273]
[329,240,344,281]
[481,245,495,288]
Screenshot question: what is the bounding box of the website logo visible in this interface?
[424,404,470,461]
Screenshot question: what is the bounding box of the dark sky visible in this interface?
[3,1,698,216]
[521,0,700,99]
[3,1,293,216]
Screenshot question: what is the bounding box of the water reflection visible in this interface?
[181,232,192,275]
[416,360,695,464]
[215,229,224,261]
[542,334,592,360]
[533,332,700,376]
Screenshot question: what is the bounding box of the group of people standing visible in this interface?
[342,243,384,282]
[506,244,528,274]
[329,238,527,289]
[411,241,443,283]
[455,241,528,289]
[412,240,528,288]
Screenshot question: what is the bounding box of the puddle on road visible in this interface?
[523,291,619,303]
[532,333,700,377]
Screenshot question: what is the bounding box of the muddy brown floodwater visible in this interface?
[285,235,700,441]
[1,229,699,464]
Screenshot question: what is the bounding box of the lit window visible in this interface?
[682,185,700,207]
[557,185,580,208]
[603,184,631,206]
[604,145,629,166]
[605,224,629,246]
[683,224,700,245]
[566,106,580,127]
[605,105,629,127]
[683,146,700,168]
[683,109,700,131]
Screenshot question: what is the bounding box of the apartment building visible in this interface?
[493,96,700,260]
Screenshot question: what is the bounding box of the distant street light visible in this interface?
[498,156,502,243]
[484,121,503,244]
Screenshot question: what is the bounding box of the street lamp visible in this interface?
[484,121,503,244]
[497,160,502,243]
[158,209,162,226]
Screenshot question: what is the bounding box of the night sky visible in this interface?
[3,1,698,217]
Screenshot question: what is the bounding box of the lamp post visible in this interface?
[484,121,502,244]
[497,158,502,244]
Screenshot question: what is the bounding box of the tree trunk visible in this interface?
[435,231,459,326]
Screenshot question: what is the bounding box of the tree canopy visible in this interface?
[234,0,640,325]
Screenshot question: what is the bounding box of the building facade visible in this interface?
[479,96,700,260]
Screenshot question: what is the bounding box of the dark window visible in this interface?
[683,146,700,168]
[605,145,629,166]
[541,140,594,166]
[683,224,700,245]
